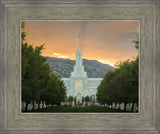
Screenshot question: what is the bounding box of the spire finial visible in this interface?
[78,32,80,38]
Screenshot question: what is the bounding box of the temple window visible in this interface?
[76,80,81,90]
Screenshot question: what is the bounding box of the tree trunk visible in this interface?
[111,103,113,109]
[114,103,116,109]
[25,101,28,112]
[32,101,35,111]
[116,103,118,109]
[118,103,121,110]
[46,102,48,109]
[38,101,40,110]
[131,102,135,112]
[42,101,45,109]
[124,103,127,112]
[136,103,138,112]
[109,103,111,108]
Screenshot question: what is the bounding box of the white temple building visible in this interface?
[62,35,102,103]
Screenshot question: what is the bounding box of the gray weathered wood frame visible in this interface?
[1,0,159,133]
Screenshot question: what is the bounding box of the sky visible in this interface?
[23,21,139,67]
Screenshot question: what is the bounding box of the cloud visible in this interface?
[24,21,139,67]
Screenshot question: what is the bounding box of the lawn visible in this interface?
[23,106,128,113]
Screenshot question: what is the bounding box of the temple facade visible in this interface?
[62,35,102,103]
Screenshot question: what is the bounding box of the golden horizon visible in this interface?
[23,21,139,67]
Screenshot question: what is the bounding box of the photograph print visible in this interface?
[21,21,139,113]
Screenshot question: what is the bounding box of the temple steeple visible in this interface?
[76,33,82,67]
[70,33,87,77]
[62,33,102,104]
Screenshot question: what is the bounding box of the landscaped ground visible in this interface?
[23,106,130,113]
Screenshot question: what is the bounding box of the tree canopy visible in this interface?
[21,22,66,111]
[97,57,138,112]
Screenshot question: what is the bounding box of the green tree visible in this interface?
[97,59,138,112]
[21,21,67,111]
[97,70,117,107]
[42,73,66,108]
[74,96,76,103]
[85,96,90,102]
[82,97,84,104]
[68,96,74,102]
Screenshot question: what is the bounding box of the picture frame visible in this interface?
[1,0,159,133]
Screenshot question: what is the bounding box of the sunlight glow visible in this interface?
[58,55,68,58]
[49,53,69,59]
[97,60,104,63]
[97,59,115,67]
[104,62,115,67]
[53,53,60,56]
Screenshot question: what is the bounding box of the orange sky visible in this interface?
[23,21,139,67]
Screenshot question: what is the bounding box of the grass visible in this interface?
[22,106,129,113]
